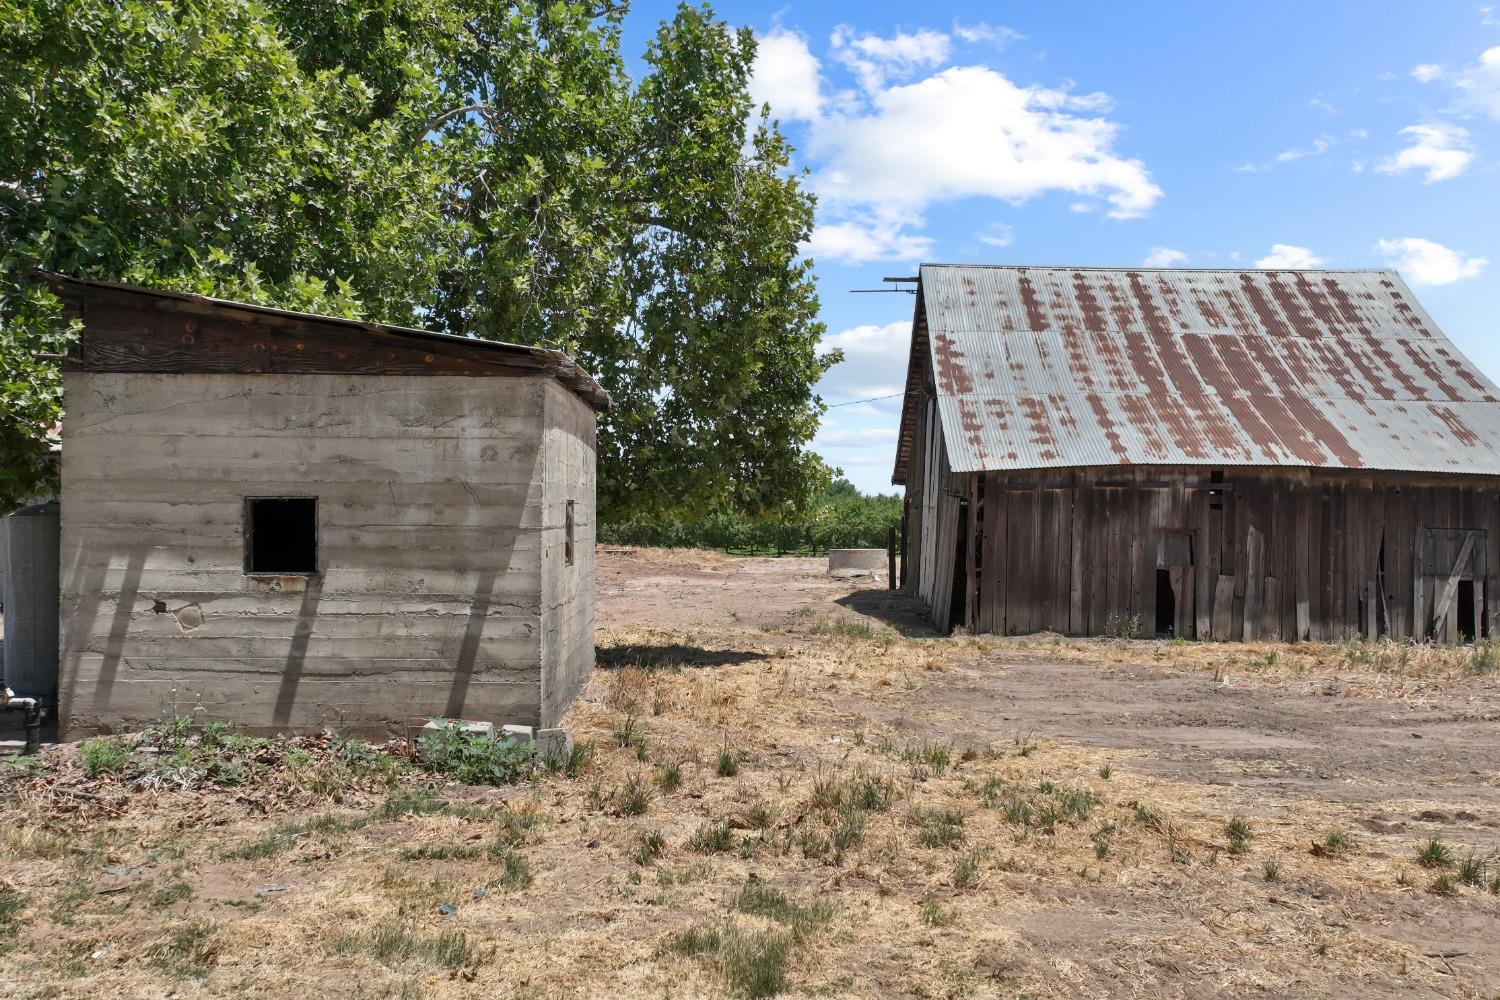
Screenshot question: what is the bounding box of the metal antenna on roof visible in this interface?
[850,276,918,294]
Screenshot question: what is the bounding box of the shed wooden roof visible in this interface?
[893,264,1500,483]
[39,273,611,412]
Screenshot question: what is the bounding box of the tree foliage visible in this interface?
[0,0,831,514]
[600,479,901,556]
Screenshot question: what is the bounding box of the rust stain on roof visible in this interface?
[931,333,975,396]
[1432,405,1481,448]
[898,264,1500,481]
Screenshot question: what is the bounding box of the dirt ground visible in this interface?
[3,547,1500,999]
[602,547,1500,992]
[601,547,1500,824]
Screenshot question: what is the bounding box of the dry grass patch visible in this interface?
[4,574,1500,997]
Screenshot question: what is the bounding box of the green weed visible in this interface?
[1225,816,1253,855]
[334,924,479,969]
[1415,838,1455,869]
[615,773,653,817]
[666,921,792,999]
[910,807,965,849]
[732,882,834,941]
[951,849,984,888]
[79,738,129,778]
[689,821,735,854]
[416,723,537,786]
[634,830,667,866]
[150,919,219,978]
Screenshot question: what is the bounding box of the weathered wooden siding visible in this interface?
[59,371,555,738]
[538,380,597,728]
[901,383,966,632]
[964,466,1500,642]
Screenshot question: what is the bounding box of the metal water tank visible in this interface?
[2,501,60,700]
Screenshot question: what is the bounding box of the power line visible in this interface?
[826,392,903,408]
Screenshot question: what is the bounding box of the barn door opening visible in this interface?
[1459,580,1477,641]
[1416,528,1487,643]
[1156,531,1195,639]
[1155,569,1176,637]
[948,500,969,631]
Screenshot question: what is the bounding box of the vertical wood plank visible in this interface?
[1212,574,1235,639]
[1263,576,1281,639]
[1243,524,1262,642]
[1069,473,1084,635]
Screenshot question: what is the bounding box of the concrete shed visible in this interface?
[44,274,608,739]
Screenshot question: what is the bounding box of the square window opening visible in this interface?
[565,499,576,566]
[245,497,318,575]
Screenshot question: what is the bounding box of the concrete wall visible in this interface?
[538,379,597,728]
[58,371,565,738]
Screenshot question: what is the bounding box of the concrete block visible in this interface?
[830,568,883,580]
[501,723,535,743]
[828,548,887,573]
[422,718,495,740]
[535,727,573,763]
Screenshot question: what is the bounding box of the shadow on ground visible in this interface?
[835,588,944,637]
[596,644,769,671]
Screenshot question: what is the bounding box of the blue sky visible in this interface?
[628,1,1500,494]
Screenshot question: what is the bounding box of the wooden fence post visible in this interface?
[888,525,898,591]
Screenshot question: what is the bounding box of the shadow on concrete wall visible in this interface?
[447,565,500,718]
[273,575,325,727]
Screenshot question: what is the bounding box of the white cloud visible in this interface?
[812,67,1161,225]
[764,27,1160,264]
[1375,237,1488,285]
[1255,244,1326,269]
[831,27,951,92]
[953,22,1024,47]
[1457,45,1500,118]
[1275,135,1335,163]
[1143,247,1189,267]
[804,213,933,265]
[1376,123,1474,182]
[1235,135,1334,172]
[1411,63,1444,83]
[976,222,1014,247]
[814,425,900,446]
[817,320,912,401]
[749,30,824,122]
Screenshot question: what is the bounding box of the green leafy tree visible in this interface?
[0,0,451,509]
[420,3,830,515]
[0,0,831,517]
[600,478,902,555]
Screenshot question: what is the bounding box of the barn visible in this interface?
[895,264,1500,643]
[43,273,607,739]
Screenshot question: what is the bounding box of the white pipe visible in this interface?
[2,687,37,711]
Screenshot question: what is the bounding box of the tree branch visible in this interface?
[416,103,487,143]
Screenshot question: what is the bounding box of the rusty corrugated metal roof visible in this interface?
[893,264,1500,482]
